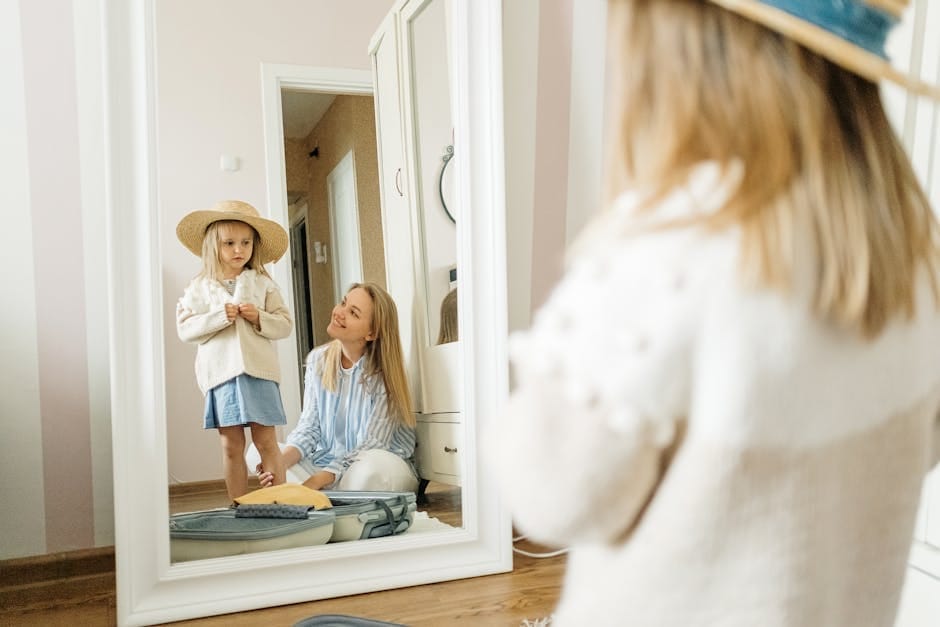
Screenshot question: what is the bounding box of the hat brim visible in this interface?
[709,0,940,101]
[176,209,289,264]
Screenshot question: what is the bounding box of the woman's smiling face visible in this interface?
[327,287,376,344]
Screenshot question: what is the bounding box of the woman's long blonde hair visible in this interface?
[318,282,414,427]
[606,0,940,338]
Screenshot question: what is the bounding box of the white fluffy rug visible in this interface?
[405,511,455,534]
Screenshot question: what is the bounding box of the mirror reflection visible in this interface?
[408,0,458,347]
[437,288,458,345]
[157,0,463,562]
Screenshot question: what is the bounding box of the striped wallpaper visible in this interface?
[1,0,112,558]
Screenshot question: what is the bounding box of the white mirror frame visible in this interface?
[102,1,511,625]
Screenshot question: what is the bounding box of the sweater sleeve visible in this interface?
[256,285,293,340]
[176,295,231,344]
[491,220,702,548]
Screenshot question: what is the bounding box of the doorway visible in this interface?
[289,207,314,389]
[328,149,364,302]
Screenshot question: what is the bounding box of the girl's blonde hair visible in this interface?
[606,0,940,338]
[199,220,271,280]
[318,282,414,427]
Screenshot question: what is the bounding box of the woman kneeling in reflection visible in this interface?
[249,282,418,493]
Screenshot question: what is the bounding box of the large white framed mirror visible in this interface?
[103,0,511,624]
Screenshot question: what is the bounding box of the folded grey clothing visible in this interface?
[234,503,310,519]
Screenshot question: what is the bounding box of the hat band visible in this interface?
[762,0,897,60]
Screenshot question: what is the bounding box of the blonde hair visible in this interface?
[318,282,414,427]
[437,288,459,344]
[605,0,940,338]
[198,220,271,281]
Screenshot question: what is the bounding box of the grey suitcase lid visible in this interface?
[320,490,416,515]
[170,507,335,541]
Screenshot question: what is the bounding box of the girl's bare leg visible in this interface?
[250,423,286,486]
[218,426,248,499]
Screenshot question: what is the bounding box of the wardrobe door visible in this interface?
[370,4,422,410]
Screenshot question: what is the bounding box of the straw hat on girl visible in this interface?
[176,200,289,264]
[708,0,940,100]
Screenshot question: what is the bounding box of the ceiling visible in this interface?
[281,90,336,140]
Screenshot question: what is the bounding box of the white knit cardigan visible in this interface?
[176,269,293,394]
[493,163,940,627]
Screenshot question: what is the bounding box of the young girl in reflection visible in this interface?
[494,1,940,625]
[176,200,293,500]
[250,282,418,493]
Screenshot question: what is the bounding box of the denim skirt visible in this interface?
[203,374,288,429]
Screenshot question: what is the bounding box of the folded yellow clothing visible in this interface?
[234,483,333,509]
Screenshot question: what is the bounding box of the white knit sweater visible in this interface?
[176,269,293,394]
[493,163,940,626]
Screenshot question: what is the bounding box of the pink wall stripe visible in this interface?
[530,0,574,311]
[19,0,95,551]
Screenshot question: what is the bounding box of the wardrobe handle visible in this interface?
[395,168,403,197]
[444,446,458,454]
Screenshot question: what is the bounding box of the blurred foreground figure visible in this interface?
[493,1,940,625]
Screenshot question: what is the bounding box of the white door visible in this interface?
[328,150,364,303]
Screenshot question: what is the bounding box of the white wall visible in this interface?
[155,0,395,483]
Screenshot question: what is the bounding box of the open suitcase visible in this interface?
[321,490,418,542]
[169,507,336,562]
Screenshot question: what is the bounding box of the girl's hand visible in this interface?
[238,303,260,327]
[256,464,275,488]
[224,303,238,322]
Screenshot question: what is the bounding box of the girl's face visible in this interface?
[217,222,255,278]
[327,287,376,344]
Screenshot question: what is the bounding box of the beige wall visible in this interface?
[284,137,310,194]
[294,95,384,347]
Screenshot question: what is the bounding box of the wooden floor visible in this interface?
[1,482,565,626]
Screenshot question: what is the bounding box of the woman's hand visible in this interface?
[303,470,336,491]
[224,303,238,322]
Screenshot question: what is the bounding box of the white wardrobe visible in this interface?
[370,0,463,493]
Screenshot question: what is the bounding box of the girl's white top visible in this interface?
[493,162,940,627]
[176,269,293,393]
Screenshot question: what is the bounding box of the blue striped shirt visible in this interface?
[286,345,417,481]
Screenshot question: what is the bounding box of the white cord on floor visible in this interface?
[512,533,568,558]
[512,546,569,558]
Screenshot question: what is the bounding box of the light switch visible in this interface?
[220,155,240,172]
[314,241,328,264]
